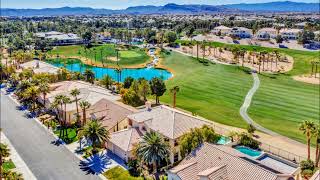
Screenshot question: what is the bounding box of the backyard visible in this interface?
[47,44,150,67]
[160,45,319,144]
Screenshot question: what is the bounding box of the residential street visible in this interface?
[0,92,101,180]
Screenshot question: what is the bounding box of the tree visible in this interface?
[23,86,40,113]
[239,133,261,149]
[82,31,92,45]
[83,69,95,84]
[78,119,109,154]
[298,30,315,44]
[70,88,81,126]
[179,125,220,158]
[247,124,256,135]
[170,86,180,108]
[165,31,177,44]
[138,78,150,102]
[149,77,166,105]
[79,100,91,126]
[100,75,113,89]
[123,76,134,89]
[314,124,320,167]
[299,120,317,160]
[275,35,283,44]
[136,131,169,173]
[38,81,50,108]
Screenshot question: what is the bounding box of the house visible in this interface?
[168,143,296,180]
[35,31,83,46]
[310,170,319,180]
[107,127,143,162]
[19,60,59,74]
[256,28,278,40]
[211,25,232,35]
[295,22,307,29]
[107,105,210,163]
[279,29,303,40]
[229,27,252,38]
[41,81,128,127]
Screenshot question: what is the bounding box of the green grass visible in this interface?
[48,44,149,66]
[54,127,78,144]
[160,51,253,128]
[103,166,144,180]
[161,43,319,145]
[2,160,16,171]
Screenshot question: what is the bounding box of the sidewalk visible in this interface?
[1,132,37,180]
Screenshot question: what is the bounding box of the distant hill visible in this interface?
[223,1,319,12]
[1,1,319,17]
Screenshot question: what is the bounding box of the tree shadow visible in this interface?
[79,152,113,175]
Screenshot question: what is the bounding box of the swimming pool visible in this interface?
[47,60,172,82]
[216,136,231,145]
[234,146,262,157]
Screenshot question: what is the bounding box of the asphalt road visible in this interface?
[0,91,101,180]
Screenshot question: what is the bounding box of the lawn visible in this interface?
[2,159,16,171]
[54,126,78,144]
[161,43,319,145]
[48,44,149,67]
[103,166,144,180]
[160,51,253,128]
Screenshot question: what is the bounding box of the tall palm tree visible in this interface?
[78,119,109,154]
[53,95,65,121]
[39,82,50,108]
[314,125,320,166]
[170,86,180,108]
[136,131,169,173]
[79,100,91,126]
[24,86,40,113]
[299,120,316,160]
[83,69,95,84]
[70,88,81,126]
[62,96,71,124]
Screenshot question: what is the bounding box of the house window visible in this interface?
[174,153,179,162]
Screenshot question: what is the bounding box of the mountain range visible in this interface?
[1,1,319,17]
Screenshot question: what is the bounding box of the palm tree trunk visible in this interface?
[153,161,157,173]
[43,94,46,107]
[315,141,319,165]
[173,92,176,108]
[307,135,311,160]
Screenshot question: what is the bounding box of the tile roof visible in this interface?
[109,127,143,152]
[127,105,210,139]
[169,143,291,180]
[87,98,135,130]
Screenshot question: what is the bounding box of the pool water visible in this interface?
[47,60,172,82]
[216,136,231,145]
[235,146,262,157]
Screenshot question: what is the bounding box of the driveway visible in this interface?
[0,91,101,180]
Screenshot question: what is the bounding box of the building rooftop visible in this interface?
[127,105,210,139]
[20,60,59,74]
[168,143,293,180]
[109,127,143,152]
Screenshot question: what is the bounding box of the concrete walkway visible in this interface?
[239,73,278,136]
[1,132,37,180]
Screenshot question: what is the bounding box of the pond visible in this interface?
[47,59,172,82]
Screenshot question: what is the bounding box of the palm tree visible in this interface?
[99,75,113,89]
[62,96,71,124]
[24,86,40,113]
[79,100,91,126]
[70,88,81,126]
[53,95,64,121]
[314,125,320,166]
[136,131,169,173]
[83,69,95,84]
[39,82,50,108]
[299,120,316,160]
[170,86,180,108]
[78,119,109,154]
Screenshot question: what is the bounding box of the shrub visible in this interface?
[300,159,315,171]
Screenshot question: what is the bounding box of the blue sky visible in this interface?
[2,0,317,9]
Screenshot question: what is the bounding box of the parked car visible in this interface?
[279,44,288,48]
[233,40,240,44]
